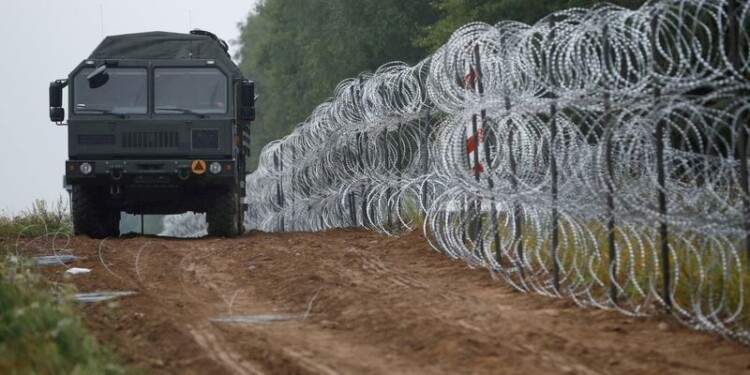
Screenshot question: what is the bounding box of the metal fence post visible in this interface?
[482,98,498,264]
[274,147,285,232]
[361,132,370,228]
[395,122,405,231]
[728,0,750,279]
[421,111,432,216]
[471,43,484,256]
[650,2,671,311]
[548,16,561,293]
[348,191,357,227]
[382,129,393,228]
[550,101,561,293]
[603,24,618,304]
[290,144,296,232]
[507,96,525,278]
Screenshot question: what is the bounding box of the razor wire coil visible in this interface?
[164,0,750,344]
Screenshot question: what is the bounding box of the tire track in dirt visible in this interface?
[188,323,265,375]
[30,229,750,374]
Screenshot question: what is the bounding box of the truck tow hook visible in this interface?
[110,168,123,181]
[110,184,121,195]
[178,167,190,180]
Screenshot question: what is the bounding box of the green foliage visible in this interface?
[0,206,132,375]
[415,0,648,52]
[0,198,73,239]
[486,216,750,325]
[400,197,425,229]
[236,0,438,170]
[0,260,127,374]
[236,1,648,169]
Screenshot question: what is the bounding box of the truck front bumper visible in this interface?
[65,159,237,185]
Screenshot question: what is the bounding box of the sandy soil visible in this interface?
[28,229,750,374]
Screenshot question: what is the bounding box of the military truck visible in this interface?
[49,30,255,238]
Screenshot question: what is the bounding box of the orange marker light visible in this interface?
[191,160,207,175]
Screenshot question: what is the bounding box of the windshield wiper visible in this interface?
[156,106,207,118]
[76,107,127,118]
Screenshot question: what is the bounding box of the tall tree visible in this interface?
[237,0,647,170]
[237,0,437,170]
[416,0,647,52]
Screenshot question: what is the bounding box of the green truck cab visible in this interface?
[49,30,254,238]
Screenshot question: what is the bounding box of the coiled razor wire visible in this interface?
[164,0,750,344]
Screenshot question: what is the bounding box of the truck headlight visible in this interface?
[80,162,93,175]
[209,162,222,175]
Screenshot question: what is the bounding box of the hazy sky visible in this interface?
[0,0,257,214]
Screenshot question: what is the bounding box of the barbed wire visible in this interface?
[166,0,750,344]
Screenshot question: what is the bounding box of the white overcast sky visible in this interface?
[0,0,258,214]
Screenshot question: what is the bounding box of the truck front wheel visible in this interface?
[206,187,239,237]
[72,186,120,239]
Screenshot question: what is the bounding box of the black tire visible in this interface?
[206,188,239,237]
[72,186,120,239]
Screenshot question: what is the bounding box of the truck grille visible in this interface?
[78,134,115,145]
[122,131,179,149]
[192,129,219,150]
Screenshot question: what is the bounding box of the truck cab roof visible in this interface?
[88,30,242,79]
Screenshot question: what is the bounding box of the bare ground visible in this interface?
[28,229,750,374]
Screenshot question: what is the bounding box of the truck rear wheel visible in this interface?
[72,186,120,239]
[206,188,239,237]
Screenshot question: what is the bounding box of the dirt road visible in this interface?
[33,229,750,374]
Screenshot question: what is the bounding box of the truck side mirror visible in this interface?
[49,79,68,123]
[239,80,255,122]
[50,107,65,122]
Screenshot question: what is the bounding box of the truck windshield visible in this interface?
[155,68,227,115]
[74,68,147,114]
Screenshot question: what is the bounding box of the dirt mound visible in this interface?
[35,229,750,374]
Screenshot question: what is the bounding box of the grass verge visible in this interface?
[0,199,132,375]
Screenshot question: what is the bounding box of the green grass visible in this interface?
[442,208,750,329]
[0,198,73,238]
[399,195,425,229]
[0,199,132,375]
[531,217,749,325]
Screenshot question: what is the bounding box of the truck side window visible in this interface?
[154,68,228,115]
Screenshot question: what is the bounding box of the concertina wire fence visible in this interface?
[165,0,750,343]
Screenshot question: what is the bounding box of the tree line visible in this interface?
[236,0,645,170]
